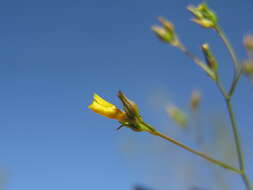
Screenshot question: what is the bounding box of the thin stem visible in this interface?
[214,25,252,190]
[147,129,242,174]
[243,174,253,190]
[225,100,244,169]
[215,26,239,71]
[229,68,242,97]
[178,44,204,67]
[178,44,216,80]
[215,74,228,98]
[215,25,242,97]
[225,99,253,190]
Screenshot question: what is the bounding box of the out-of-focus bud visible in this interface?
[190,90,201,111]
[187,3,217,28]
[151,17,180,46]
[243,35,253,51]
[201,43,218,71]
[151,26,173,43]
[166,105,188,128]
[242,60,253,76]
[158,17,174,33]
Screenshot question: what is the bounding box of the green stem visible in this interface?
[215,25,242,96]
[147,129,242,174]
[215,74,227,98]
[215,26,239,71]
[178,44,216,80]
[229,69,242,97]
[214,25,252,190]
[225,98,253,190]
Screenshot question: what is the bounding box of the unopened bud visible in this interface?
[118,91,140,119]
[117,91,156,133]
[201,43,218,71]
[158,17,174,32]
[243,35,253,51]
[151,26,173,44]
[152,18,180,46]
[166,105,188,128]
[190,90,201,110]
[187,3,217,28]
[242,60,253,76]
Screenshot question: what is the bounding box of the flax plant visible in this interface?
[88,3,252,190]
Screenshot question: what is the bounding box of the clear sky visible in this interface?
[0,0,253,190]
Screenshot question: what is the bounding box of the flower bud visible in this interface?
[190,90,201,111]
[201,43,218,71]
[243,35,253,51]
[117,91,156,133]
[151,26,174,44]
[117,91,140,120]
[151,17,180,46]
[242,60,253,76]
[158,17,174,33]
[187,3,217,28]
[166,105,188,128]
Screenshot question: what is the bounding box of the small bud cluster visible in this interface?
[151,17,180,46]
[187,3,218,28]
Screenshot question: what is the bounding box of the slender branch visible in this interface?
[178,44,204,67]
[215,74,228,98]
[229,68,242,96]
[214,25,242,97]
[214,25,252,190]
[146,129,242,174]
[215,26,239,71]
[225,99,253,190]
[225,100,244,169]
[178,44,216,80]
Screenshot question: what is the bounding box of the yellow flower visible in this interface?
[88,94,126,122]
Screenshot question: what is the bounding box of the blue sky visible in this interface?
[0,0,253,190]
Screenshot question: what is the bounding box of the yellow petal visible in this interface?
[89,94,126,122]
[93,94,115,108]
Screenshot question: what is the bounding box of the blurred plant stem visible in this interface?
[216,77,252,190]
[177,44,216,81]
[214,25,242,96]
[214,26,252,190]
[145,127,242,174]
[225,98,252,190]
[214,26,239,71]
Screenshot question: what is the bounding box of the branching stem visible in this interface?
[214,26,252,190]
[147,129,242,174]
